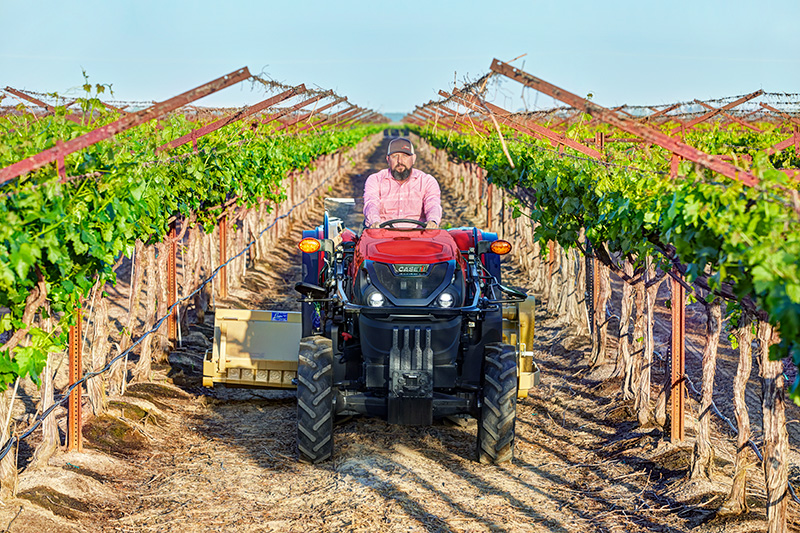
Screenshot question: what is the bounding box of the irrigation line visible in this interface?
[0,157,346,462]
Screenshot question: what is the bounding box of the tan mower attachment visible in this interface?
[205,298,538,397]
[502,295,540,398]
[203,309,302,388]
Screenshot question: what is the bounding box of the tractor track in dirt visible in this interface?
[4,136,800,532]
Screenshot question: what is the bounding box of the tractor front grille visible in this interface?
[371,261,450,302]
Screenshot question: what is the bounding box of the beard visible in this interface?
[390,166,412,181]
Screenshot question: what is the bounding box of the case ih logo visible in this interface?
[393,264,428,276]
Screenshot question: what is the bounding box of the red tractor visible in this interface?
[295,208,537,464]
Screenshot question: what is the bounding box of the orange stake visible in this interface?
[167,221,178,343]
[67,305,83,451]
[670,270,686,442]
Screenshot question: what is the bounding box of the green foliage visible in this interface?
[412,120,800,403]
[0,101,380,390]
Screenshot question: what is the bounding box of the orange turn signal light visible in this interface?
[490,240,512,255]
[298,237,322,253]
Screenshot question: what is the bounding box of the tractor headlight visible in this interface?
[367,290,385,307]
[436,291,456,308]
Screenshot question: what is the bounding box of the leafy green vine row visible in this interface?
[414,121,800,400]
[0,92,382,389]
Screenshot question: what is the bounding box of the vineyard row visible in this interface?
[404,59,800,531]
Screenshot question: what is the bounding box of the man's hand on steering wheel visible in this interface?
[370,219,439,229]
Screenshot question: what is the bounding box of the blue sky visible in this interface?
[1,0,798,116]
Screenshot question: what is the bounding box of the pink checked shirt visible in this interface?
[363,168,442,227]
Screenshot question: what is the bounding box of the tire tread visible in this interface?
[296,335,334,464]
[477,343,518,464]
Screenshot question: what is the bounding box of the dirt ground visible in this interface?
[2,135,800,532]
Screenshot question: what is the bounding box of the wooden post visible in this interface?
[794,127,799,155]
[584,242,595,336]
[594,131,605,150]
[274,204,280,241]
[219,215,228,299]
[486,183,493,230]
[67,305,83,451]
[56,140,67,179]
[670,153,681,178]
[669,269,686,442]
[500,193,505,239]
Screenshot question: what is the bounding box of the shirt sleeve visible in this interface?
[422,173,442,225]
[363,173,381,226]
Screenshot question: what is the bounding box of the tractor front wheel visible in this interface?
[477,343,518,464]
[296,335,334,463]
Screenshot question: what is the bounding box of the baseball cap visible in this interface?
[387,137,415,156]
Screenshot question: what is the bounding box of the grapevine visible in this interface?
[0,83,382,390]
[413,120,800,400]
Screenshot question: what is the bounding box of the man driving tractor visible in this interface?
[363,137,442,229]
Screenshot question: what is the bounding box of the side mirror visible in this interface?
[476,241,491,256]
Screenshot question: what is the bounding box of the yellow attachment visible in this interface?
[518,296,535,355]
[502,295,538,398]
[203,299,539,397]
[203,309,301,388]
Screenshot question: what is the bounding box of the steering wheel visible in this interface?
[378,219,427,229]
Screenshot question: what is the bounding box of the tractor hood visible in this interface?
[356,228,460,265]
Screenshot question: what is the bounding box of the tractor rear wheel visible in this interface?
[296,335,334,463]
[477,343,518,464]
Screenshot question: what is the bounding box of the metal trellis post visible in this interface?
[167,221,178,343]
[669,268,686,442]
[67,305,83,451]
[585,242,595,336]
